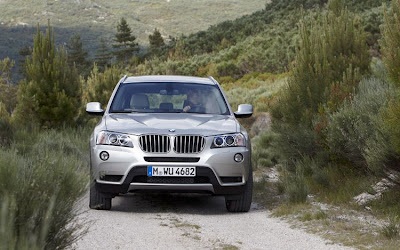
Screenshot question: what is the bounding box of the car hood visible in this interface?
[104,113,238,136]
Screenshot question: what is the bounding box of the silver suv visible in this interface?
[86,75,253,212]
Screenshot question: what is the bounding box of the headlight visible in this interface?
[211,133,245,148]
[96,131,133,147]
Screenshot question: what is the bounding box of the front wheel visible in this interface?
[225,168,253,212]
[89,181,112,210]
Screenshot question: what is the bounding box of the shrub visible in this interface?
[78,65,124,125]
[273,0,370,127]
[216,61,239,78]
[384,96,400,154]
[252,130,281,168]
[381,0,400,87]
[381,216,400,239]
[326,78,398,172]
[0,128,89,249]
[0,103,13,146]
[282,165,309,204]
[380,0,400,159]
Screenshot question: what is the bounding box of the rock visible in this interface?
[354,193,377,206]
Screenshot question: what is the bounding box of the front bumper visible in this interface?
[96,166,246,195]
[91,141,251,196]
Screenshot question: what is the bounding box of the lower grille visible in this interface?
[220,177,243,183]
[144,157,200,163]
[100,175,123,182]
[131,176,210,184]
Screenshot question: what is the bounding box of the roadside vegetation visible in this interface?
[1,0,400,248]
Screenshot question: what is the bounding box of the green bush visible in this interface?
[252,130,281,168]
[380,0,400,160]
[381,0,400,87]
[384,96,400,155]
[0,128,89,249]
[281,164,309,204]
[0,103,13,147]
[216,61,239,78]
[326,78,398,172]
[273,0,370,127]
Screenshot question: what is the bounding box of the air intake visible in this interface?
[173,135,205,154]
[139,134,171,153]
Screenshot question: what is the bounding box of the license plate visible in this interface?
[147,166,196,177]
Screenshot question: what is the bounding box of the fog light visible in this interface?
[99,151,109,161]
[234,153,243,162]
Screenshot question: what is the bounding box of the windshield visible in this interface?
[109,82,230,115]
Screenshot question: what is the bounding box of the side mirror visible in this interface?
[234,104,253,118]
[86,102,104,116]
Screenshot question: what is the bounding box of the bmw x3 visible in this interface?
[86,75,253,212]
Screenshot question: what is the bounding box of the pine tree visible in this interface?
[381,0,400,155]
[148,28,165,56]
[95,37,112,72]
[18,45,32,77]
[67,34,90,77]
[113,18,139,63]
[14,21,81,128]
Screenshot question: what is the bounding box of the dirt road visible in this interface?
[74,193,350,250]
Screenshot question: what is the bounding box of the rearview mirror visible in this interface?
[86,102,104,116]
[234,104,253,118]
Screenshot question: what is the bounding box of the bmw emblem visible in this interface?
[169,129,176,132]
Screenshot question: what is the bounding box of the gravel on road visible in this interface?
[74,193,352,250]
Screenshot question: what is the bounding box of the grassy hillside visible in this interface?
[0,0,265,64]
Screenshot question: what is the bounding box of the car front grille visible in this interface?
[139,134,205,154]
[173,135,205,154]
[139,134,171,153]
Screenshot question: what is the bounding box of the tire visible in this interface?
[89,181,112,210]
[225,168,253,212]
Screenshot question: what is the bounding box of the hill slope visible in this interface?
[0,0,265,64]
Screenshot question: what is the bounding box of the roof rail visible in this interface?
[208,76,217,85]
[120,75,128,84]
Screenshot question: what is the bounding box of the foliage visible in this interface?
[381,0,400,86]
[95,37,112,72]
[381,216,400,239]
[79,64,124,125]
[273,0,370,127]
[281,163,309,203]
[384,96,400,155]
[18,45,32,78]
[67,34,91,78]
[148,28,165,57]
[0,57,15,85]
[83,65,124,107]
[0,103,14,147]
[13,21,81,128]
[113,18,139,64]
[380,0,400,159]
[0,127,89,249]
[252,130,281,169]
[0,58,18,114]
[326,78,398,172]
